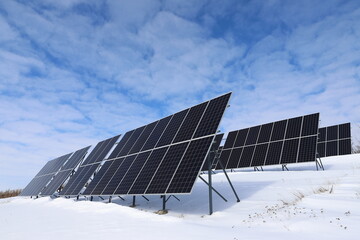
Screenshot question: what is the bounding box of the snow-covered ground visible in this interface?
[1,154,360,240]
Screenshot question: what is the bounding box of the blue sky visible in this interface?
[1,0,360,190]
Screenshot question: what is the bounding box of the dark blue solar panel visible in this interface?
[194,93,231,138]
[114,151,151,195]
[82,135,120,165]
[117,127,145,157]
[128,147,168,195]
[166,136,214,194]
[128,122,158,154]
[108,131,134,159]
[155,109,189,147]
[173,102,207,143]
[82,160,114,195]
[146,143,188,194]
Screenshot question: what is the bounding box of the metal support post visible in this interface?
[99,196,104,201]
[282,165,289,171]
[90,196,93,201]
[199,176,227,202]
[142,195,149,201]
[118,196,125,201]
[162,195,166,211]
[319,158,324,170]
[131,196,136,207]
[218,160,240,202]
[108,196,112,203]
[207,153,213,215]
[171,195,180,201]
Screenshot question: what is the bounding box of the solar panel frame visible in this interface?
[82,93,232,197]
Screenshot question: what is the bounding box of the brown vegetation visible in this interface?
[0,189,22,199]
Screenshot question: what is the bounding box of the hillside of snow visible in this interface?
[1,154,360,240]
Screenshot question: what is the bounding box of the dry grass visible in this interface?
[0,189,22,199]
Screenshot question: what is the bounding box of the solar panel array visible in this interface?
[59,135,120,196]
[20,153,72,196]
[82,93,231,196]
[317,123,351,157]
[216,113,320,170]
[40,146,90,196]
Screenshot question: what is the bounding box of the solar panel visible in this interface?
[81,135,120,165]
[40,146,90,196]
[20,153,72,196]
[216,113,319,170]
[317,123,351,157]
[59,135,121,196]
[82,93,231,197]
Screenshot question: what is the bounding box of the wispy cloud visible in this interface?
[0,0,359,189]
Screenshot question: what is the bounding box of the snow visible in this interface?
[1,154,360,239]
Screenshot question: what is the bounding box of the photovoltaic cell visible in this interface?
[339,123,351,139]
[298,136,317,163]
[217,149,231,169]
[245,126,260,145]
[81,135,120,165]
[193,93,231,138]
[95,159,125,195]
[128,147,168,195]
[82,160,114,195]
[224,131,237,149]
[156,109,189,148]
[264,141,283,165]
[173,102,207,143]
[327,126,338,141]
[280,139,299,164]
[226,148,242,169]
[285,117,302,139]
[238,146,255,168]
[128,122,157,154]
[117,127,145,157]
[271,120,287,141]
[61,146,90,170]
[257,123,273,144]
[140,116,172,151]
[326,141,338,156]
[146,142,189,194]
[102,155,137,195]
[339,139,351,155]
[166,136,214,194]
[234,129,249,147]
[251,144,268,166]
[108,131,134,159]
[114,151,151,195]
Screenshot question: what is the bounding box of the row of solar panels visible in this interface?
[20,92,353,198]
[20,93,231,197]
[213,122,351,171]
